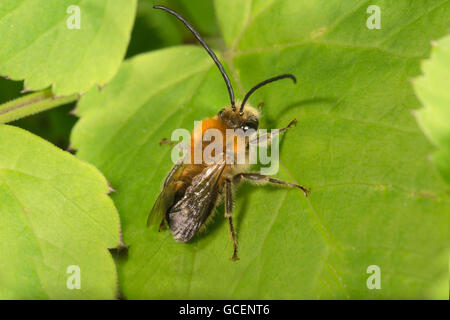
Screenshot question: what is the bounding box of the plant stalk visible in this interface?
[0,89,78,124]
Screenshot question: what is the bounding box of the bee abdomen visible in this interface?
[168,210,201,242]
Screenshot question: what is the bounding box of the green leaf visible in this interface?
[413,33,450,185]
[0,125,121,299]
[0,0,137,95]
[72,0,450,299]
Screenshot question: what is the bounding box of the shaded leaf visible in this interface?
[0,77,22,104]
[11,103,77,150]
[174,0,219,36]
[126,0,221,59]
[0,67,75,149]
[126,0,183,58]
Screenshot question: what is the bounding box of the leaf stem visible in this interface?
[0,89,78,123]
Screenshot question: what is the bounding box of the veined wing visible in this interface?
[147,157,185,229]
[168,161,226,242]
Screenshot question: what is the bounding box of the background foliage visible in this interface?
[413,33,450,186]
[0,0,448,299]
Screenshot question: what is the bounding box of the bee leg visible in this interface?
[250,119,297,147]
[235,173,310,197]
[272,118,297,136]
[283,119,297,130]
[158,218,167,232]
[225,179,239,261]
[159,138,175,146]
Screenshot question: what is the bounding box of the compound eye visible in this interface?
[242,119,258,132]
[218,108,225,117]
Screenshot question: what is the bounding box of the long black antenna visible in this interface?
[239,74,297,114]
[154,5,236,110]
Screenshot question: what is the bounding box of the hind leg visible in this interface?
[233,172,310,196]
[225,179,239,261]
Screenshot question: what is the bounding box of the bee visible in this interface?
[147,5,309,261]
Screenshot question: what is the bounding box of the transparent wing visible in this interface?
[168,161,226,242]
[147,158,185,229]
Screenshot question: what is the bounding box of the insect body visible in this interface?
[147,6,309,260]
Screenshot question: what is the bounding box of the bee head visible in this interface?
[218,105,259,132]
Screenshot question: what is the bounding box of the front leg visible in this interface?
[159,138,175,146]
[250,119,297,147]
[233,172,310,196]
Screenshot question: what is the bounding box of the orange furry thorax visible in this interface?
[189,115,244,165]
